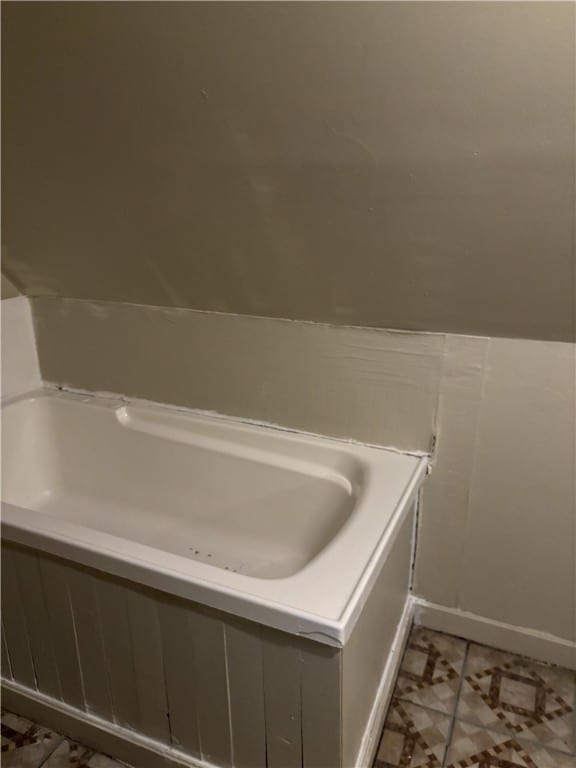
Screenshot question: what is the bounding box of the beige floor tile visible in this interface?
[374,698,452,767]
[456,643,576,754]
[42,739,93,767]
[446,719,576,768]
[392,626,468,715]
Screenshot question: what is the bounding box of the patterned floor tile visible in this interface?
[1,711,62,768]
[445,720,576,768]
[42,739,93,767]
[456,643,576,754]
[374,698,452,767]
[392,626,468,715]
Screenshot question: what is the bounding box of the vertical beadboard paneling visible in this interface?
[1,546,36,688]
[1,619,14,681]
[225,621,267,768]
[158,599,201,757]
[39,556,85,710]
[12,545,61,699]
[66,567,113,719]
[194,610,232,767]
[1,544,348,767]
[263,630,303,768]
[126,587,171,744]
[301,642,342,768]
[95,577,140,730]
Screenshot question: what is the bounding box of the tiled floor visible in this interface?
[0,711,125,768]
[2,627,575,767]
[375,627,576,768]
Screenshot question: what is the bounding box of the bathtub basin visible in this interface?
[1,389,426,645]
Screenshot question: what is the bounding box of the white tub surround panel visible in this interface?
[342,512,414,767]
[1,543,343,768]
[32,296,444,453]
[1,506,418,768]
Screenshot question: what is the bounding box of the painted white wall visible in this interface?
[414,335,575,666]
[1,296,41,400]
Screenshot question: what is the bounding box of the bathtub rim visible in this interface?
[1,388,427,647]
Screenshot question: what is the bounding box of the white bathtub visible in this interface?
[2,389,425,645]
[1,389,426,767]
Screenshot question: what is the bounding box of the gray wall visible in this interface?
[2,2,574,341]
